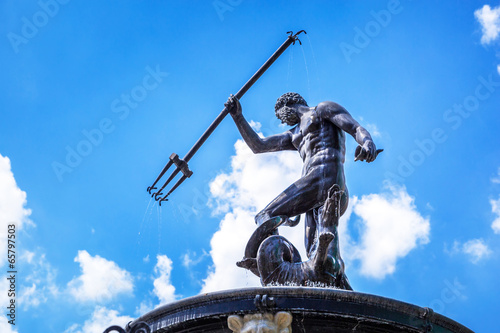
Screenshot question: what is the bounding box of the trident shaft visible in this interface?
[148,30,306,205]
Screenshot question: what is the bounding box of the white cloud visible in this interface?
[347,184,430,279]
[201,208,262,293]
[67,250,133,302]
[490,196,500,234]
[153,254,178,305]
[248,120,262,131]
[19,284,45,308]
[21,250,35,263]
[463,239,491,263]
[475,4,500,45]
[18,252,59,309]
[202,135,303,293]
[0,154,33,267]
[64,306,133,333]
[64,324,79,333]
[497,64,500,75]
[364,122,382,138]
[0,278,18,332]
[202,131,430,290]
[208,138,302,215]
[181,250,208,268]
[0,153,36,331]
[135,301,153,317]
[450,239,491,264]
[0,320,17,333]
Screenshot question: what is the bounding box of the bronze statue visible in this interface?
[225,93,382,289]
[146,31,381,289]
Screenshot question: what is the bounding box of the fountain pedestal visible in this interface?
[116,287,472,333]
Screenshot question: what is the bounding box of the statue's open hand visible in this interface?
[355,140,380,163]
[225,94,242,117]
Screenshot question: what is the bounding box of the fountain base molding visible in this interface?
[107,287,473,333]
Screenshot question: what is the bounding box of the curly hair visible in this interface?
[275,92,308,126]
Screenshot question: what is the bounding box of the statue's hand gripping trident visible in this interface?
[147,31,306,205]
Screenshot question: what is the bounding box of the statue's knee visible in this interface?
[339,192,349,216]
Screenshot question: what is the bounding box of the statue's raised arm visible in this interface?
[225,94,296,153]
[317,101,380,163]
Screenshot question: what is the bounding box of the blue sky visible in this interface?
[1,1,500,332]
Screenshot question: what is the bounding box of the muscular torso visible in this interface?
[290,107,346,176]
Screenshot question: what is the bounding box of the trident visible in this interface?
[147,30,306,205]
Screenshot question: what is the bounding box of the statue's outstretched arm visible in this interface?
[321,101,378,162]
[226,95,295,154]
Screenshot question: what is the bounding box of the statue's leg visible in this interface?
[241,166,351,286]
[306,187,348,259]
[315,184,352,289]
[254,169,340,226]
[304,208,317,258]
[238,172,326,275]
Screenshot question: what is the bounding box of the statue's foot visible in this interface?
[313,232,335,269]
[336,272,353,290]
[319,231,335,244]
[321,184,344,224]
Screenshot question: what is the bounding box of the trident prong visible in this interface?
[287,30,306,45]
[147,30,306,203]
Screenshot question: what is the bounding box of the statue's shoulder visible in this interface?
[316,101,346,118]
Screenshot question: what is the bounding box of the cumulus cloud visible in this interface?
[181,250,208,268]
[475,4,500,45]
[0,154,32,267]
[153,254,178,305]
[0,153,30,332]
[449,239,491,264]
[462,239,491,263]
[202,135,303,293]
[136,301,154,317]
[208,138,303,215]
[19,251,59,310]
[64,306,133,333]
[365,123,381,138]
[0,321,17,333]
[67,250,133,302]
[202,129,430,290]
[0,278,18,333]
[347,184,430,279]
[18,252,59,309]
[357,117,382,139]
[201,207,262,292]
[491,196,500,234]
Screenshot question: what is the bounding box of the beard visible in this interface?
[277,106,300,126]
